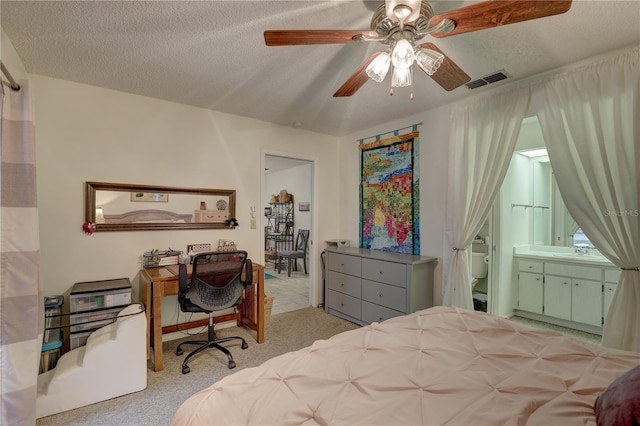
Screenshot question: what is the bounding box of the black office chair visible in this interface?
[176,251,252,374]
[277,229,309,277]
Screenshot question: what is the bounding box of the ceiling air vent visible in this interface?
[465,70,509,90]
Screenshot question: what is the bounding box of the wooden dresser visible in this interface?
[325,247,436,325]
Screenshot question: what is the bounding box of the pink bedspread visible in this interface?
[172,307,640,425]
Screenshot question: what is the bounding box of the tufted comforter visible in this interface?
[171,306,640,425]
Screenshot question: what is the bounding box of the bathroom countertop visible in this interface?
[514,249,614,267]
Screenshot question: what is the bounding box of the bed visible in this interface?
[171,306,640,425]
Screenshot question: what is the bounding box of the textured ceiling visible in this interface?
[2,1,639,136]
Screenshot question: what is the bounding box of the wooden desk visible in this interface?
[140,263,265,372]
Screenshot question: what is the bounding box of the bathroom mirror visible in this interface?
[85,182,236,231]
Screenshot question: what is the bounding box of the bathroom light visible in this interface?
[391,39,415,69]
[519,148,548,158]
[415,48,444,76]
[365,52,391,82]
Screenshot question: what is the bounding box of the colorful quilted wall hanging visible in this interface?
[359,128,420,255]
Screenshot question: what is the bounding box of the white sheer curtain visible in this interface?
[535,48,639,352]
[0,79,43,424]
[443,87,530,308]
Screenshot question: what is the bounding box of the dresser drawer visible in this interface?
[327,289,361,320]
[361,280,407,312]
[361,300,404,324]
[327,252,361,276]
[518,259,543,274]
[362,258,407,287]
[326,271,361,298]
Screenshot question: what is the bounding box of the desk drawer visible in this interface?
[362,259,407,287]
[362,280,407,312]
[327,252,361,276]
[327,289,361,320]
[326,271,361,298]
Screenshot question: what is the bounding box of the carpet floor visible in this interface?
[36,307,359,426]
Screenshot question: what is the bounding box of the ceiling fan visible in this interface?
[264,0,572,98]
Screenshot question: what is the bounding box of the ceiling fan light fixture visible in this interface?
[366,52,392,83]
[391,66,412,88]
[391,39,415,69]
[385,0,422,23]
[415,48,444,75]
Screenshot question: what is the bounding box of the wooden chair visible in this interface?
[277,229,309,277]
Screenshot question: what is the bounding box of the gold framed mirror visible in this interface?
[85,182,236,231]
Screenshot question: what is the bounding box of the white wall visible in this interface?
[25,74,340,332]
[339,104,454,305]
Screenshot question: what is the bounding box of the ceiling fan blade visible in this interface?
[429,0,572,38]
[418,43,471,91]
[333,52,382,97]
[264,30,377,46]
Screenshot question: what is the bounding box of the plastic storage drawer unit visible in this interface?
[70,306,125,333]
[70,278,132,313]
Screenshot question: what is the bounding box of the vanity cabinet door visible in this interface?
[518,272,544,314]
[603,283,617,322]
[544,276,571,320]
[571,279,602,327]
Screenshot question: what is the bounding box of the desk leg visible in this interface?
[151,282,164,372]
[257,270,265,343]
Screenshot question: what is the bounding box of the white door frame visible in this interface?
[261,149,320,307]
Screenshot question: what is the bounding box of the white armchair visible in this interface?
[36,303,147,418]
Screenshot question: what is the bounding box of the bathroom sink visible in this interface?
[552,253,607,261]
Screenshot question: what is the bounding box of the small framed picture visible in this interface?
[131,192,169,202]
[299,202,310,212]
[264,206,272,216]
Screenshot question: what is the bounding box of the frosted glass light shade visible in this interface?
[415,48,444,76]
[391,67,412,87]
[385,0,422,22]
[366,52,391,83]
[391,39,415,69]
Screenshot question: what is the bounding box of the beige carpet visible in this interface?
[36,307,359,426]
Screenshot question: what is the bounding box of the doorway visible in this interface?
[263,153,316,316]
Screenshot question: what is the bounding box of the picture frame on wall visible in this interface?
[264,207,272,216]
[299,202,310,212]
[130,192,169,202]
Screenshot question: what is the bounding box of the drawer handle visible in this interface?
[379,293,383,298]
[379,271,384,275]
[379,317,384,321]
[340,283,344,287]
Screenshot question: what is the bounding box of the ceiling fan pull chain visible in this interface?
[389,88,394,96]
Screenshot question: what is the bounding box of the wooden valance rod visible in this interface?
[1,62,21,91]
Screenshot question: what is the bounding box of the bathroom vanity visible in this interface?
[514,246,619,335]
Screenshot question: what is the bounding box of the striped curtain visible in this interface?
[1,80,43,424]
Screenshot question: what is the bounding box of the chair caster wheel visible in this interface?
[176,347,183,356]
[241,341,248,350]
[182,366,190,374]
[228,360,236,369]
